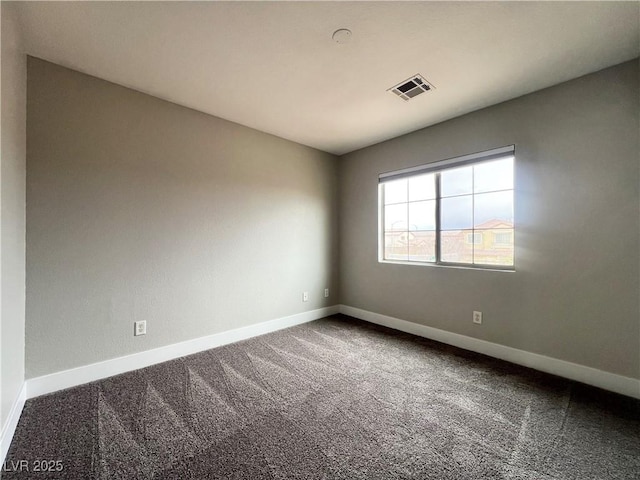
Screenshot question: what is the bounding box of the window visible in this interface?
[494,232,512,246]
[466,232,483,245]
[379,146,514,270]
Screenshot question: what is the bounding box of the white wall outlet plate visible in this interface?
[134,320,147,336]
[303,292,309,302]
[324,288,329,298]
[473,311,482,324]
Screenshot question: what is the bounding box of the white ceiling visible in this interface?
[13,1,640,155]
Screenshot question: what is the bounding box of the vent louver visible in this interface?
[388,74,434,101]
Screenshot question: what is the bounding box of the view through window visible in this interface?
[379,147,514,269]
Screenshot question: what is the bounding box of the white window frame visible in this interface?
[378,145,515,271]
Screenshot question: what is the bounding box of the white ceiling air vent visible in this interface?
[388,74,435,101]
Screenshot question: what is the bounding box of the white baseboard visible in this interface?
[1,382,27,465]
[340,305,640,399]
[27,305,340,400]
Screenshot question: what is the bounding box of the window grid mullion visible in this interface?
[472,165,475,265]
[435,172,441,264]
[381,185,385,261]
[405,181,410,260]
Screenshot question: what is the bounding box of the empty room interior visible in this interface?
[1,1,639,479]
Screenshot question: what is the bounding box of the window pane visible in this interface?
[474,157,513,193]
[440,230,473,264]
[409,231,436,262]
[384,179,407,204]
[408,173,435,201]
[474,229,514,266]
[441,165,472,197]
[474,191,513,228]
[384,204,407,231]
[384,232,408,261]
[409,200,436,231]
[441,195,472,230]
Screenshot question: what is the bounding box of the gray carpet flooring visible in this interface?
[4,314,640,479]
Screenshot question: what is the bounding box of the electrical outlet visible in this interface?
[303,292,309,302]
[134,320,147,336]
[324,288,329,298]
[473,311,482,325]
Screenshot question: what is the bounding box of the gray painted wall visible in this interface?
[1,2,27,428]
[22,55,640,384]
[339,60,640,379]
[26,58,339,378]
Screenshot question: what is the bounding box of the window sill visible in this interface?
[378,259,515,272]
